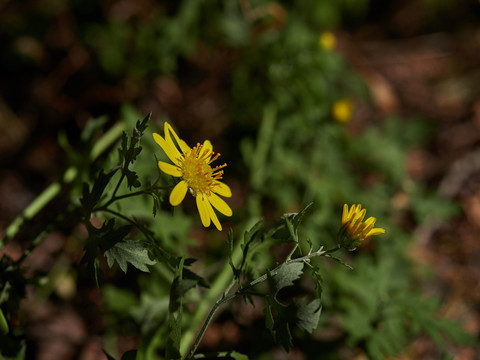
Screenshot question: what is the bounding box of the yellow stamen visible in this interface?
[180,143,226,197]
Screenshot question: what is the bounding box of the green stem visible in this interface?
[179,235,244,357]
[1,122,125,248]
[182,105,277,358]
[183,246,329,359]
[98,185,170,210]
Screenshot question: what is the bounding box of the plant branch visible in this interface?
[1,122,125,248]
[183,245,328,359]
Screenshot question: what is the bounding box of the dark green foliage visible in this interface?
[264,266,322,352]
[80,168,118,216]
[81,219,130,285]
[1,1,476,359]
[264,259,305,351]
[166,258,198,360]
[117,113,150,189]
[296,298,322,333]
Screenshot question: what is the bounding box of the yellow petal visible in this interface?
[205,197,222,231]
[342,204,349,223]
[170,181,188,206]
[165,122,190,155]
[158,161,182,177]
[213,181,232,197]
[208,192,232,216]
[367,228,386,237]
[355,204,363,214]
[202,140,213,155]
[353,209,366,223]
[153,133,182,166]
[347,204,355,221]
[179,139,190,154]
[196,194,211,227]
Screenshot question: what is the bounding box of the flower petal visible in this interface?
[201,140,213,157]
[347,204,356,221]
[165,122,190,155]
[205,197,222,231]
[208,192,232,216]
[367,228,386,237]
[196,194,211,228]
[158,161,182,177]
[153,133,182,166]
[213,181,232,197]
[170,181,188,206]
[342,204,349,223]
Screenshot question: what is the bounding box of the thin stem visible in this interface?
[110,172,126,204]
[324,245,341,254]
[184,291,238,360]
[96,185,170,210]
[99,208,172,261]
[179,235,244,357]
[286,243,299,261]
[183,246,328,359]
[1,122,125,248]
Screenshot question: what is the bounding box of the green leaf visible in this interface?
[80,219,131,284]
[146,188,163,216]
[310,264,324,298]
[243,219,263,246]
[264,262,307,352]
[80,233,102,287]
[229,351,249,360]
[120,350,137,360]
[104,240,156,273]
[270,262,304,295]
[103,350,116,360]
[227,229,238,278]
[0,308,8,335]
[97,221,132,251]
[117,113,151,189]
[264,296,294,352]
[166,257,193,360]
[296,298,321,333]
[325,253,353,269]
[291,202,314,232]
[80,168,118,215]
[273,203,313,242]
[192,351,249,359]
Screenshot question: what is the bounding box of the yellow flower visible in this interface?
[153,122,232,231]
[332,99,353,123]
[318,31,336,51]
[338,204,385,250]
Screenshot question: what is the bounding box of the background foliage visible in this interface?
[1,0,479,359]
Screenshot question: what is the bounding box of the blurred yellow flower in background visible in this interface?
[318,31,336,51]
[153,123,232,231]
[338,204,385,250]
[332,99,353,123]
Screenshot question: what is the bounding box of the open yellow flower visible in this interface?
[153,122,232,231]
[338,204,385,250]
[332,99,353,123]
[318,31,336,51]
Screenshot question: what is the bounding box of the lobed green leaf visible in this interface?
[104,240,156,273]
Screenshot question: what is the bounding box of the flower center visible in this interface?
[180,143,226,196]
